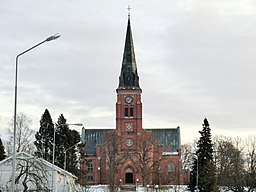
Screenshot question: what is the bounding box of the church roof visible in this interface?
[146,127,181,152]
[117,17,140,90]
[82,128,111,155]
[82,127,181,155]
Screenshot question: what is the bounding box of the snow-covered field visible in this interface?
[84,185,189,192]
[84,185,245,192]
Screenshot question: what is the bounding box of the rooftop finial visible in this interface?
[127,5,131,18]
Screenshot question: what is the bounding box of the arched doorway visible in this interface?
[125,168,133,184]
[125,173,133,184]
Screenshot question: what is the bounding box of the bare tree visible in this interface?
[104,131,124,192]
[135,133,155,186]
[76,143,88,188]
[6,112,35,155]
[159,159,181,187]
[213,136,245,191]
[244,136,256,192]
[181,142,196,170]
[3,156,51,191]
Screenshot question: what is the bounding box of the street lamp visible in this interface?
[146,184,150,192]
[64,141,82,171]
[52,123,83,166]
[136,178,139,191]
[63,140,82,192]
[98,156,102,184]
[52,123,82,191]
[155,184,159,192]
[11,34,60,192]
[194,154,199,192]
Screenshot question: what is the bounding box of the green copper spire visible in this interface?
[118,17,140,90]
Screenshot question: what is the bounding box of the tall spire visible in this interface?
[127,5,131,19]
[117,14,140,90]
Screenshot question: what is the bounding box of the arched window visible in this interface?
[130,108,133,117]
[125,107,129,117]
[87,162,93,172]
[168,163,175,172]
[124,107,134,117]
[87,175,94,181]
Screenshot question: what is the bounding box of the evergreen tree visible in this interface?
[34,109,54,162]
[55,114,81,176]
[0,138,6,161]
[54,114,67,168]
[189,118,216,192]
[65,129,81,176]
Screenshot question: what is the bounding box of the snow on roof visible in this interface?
[162,151,179,156]
[0,152,77,179]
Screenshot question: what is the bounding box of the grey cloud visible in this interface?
[1,0,255,143]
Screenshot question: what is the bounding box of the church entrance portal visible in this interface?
[125,172,133,184]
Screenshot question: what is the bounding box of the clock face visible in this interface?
[126,123,133,131]
[125,139,133,147]
[125,96,133,104]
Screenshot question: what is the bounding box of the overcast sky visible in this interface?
[1,0,256,144]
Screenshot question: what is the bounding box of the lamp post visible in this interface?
[97,167,101,184]
[194,154,199,192]
[11,34,60,192]
[155,184,159,192]
[63,140,82,192]
[52,123,82,192]
[146,184,150,192]
[52,123,83,166]
[64,141,82,171]
[98,156,102,184]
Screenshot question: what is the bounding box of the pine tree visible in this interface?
[34,109,54,162]
[65,129,81,176]
[0,138,6,161]
[55,114,81,176]
[54,114,67,168]
[189,118,216,192]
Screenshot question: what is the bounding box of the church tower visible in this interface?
[116,16,143,150]
[81,14,185,187]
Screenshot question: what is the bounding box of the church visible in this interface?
[80,15,188,187]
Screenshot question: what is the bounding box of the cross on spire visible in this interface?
[127,5,131,18]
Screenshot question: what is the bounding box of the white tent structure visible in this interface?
[0,152,82,192]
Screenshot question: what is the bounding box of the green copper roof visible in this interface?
[146,127,181,152]
[82,128,180,155]
[118,18,140,90]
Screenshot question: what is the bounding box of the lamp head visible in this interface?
[77,141,82,145]
[46,33,61,42]
[73,123,83,126]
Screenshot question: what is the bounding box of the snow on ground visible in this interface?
[84,185,189,192]
[83,185,246,192]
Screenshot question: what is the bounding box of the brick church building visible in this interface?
[81,16,188,186]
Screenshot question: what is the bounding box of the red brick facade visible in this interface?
[80,17,189,186]
[81,88,187,186]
